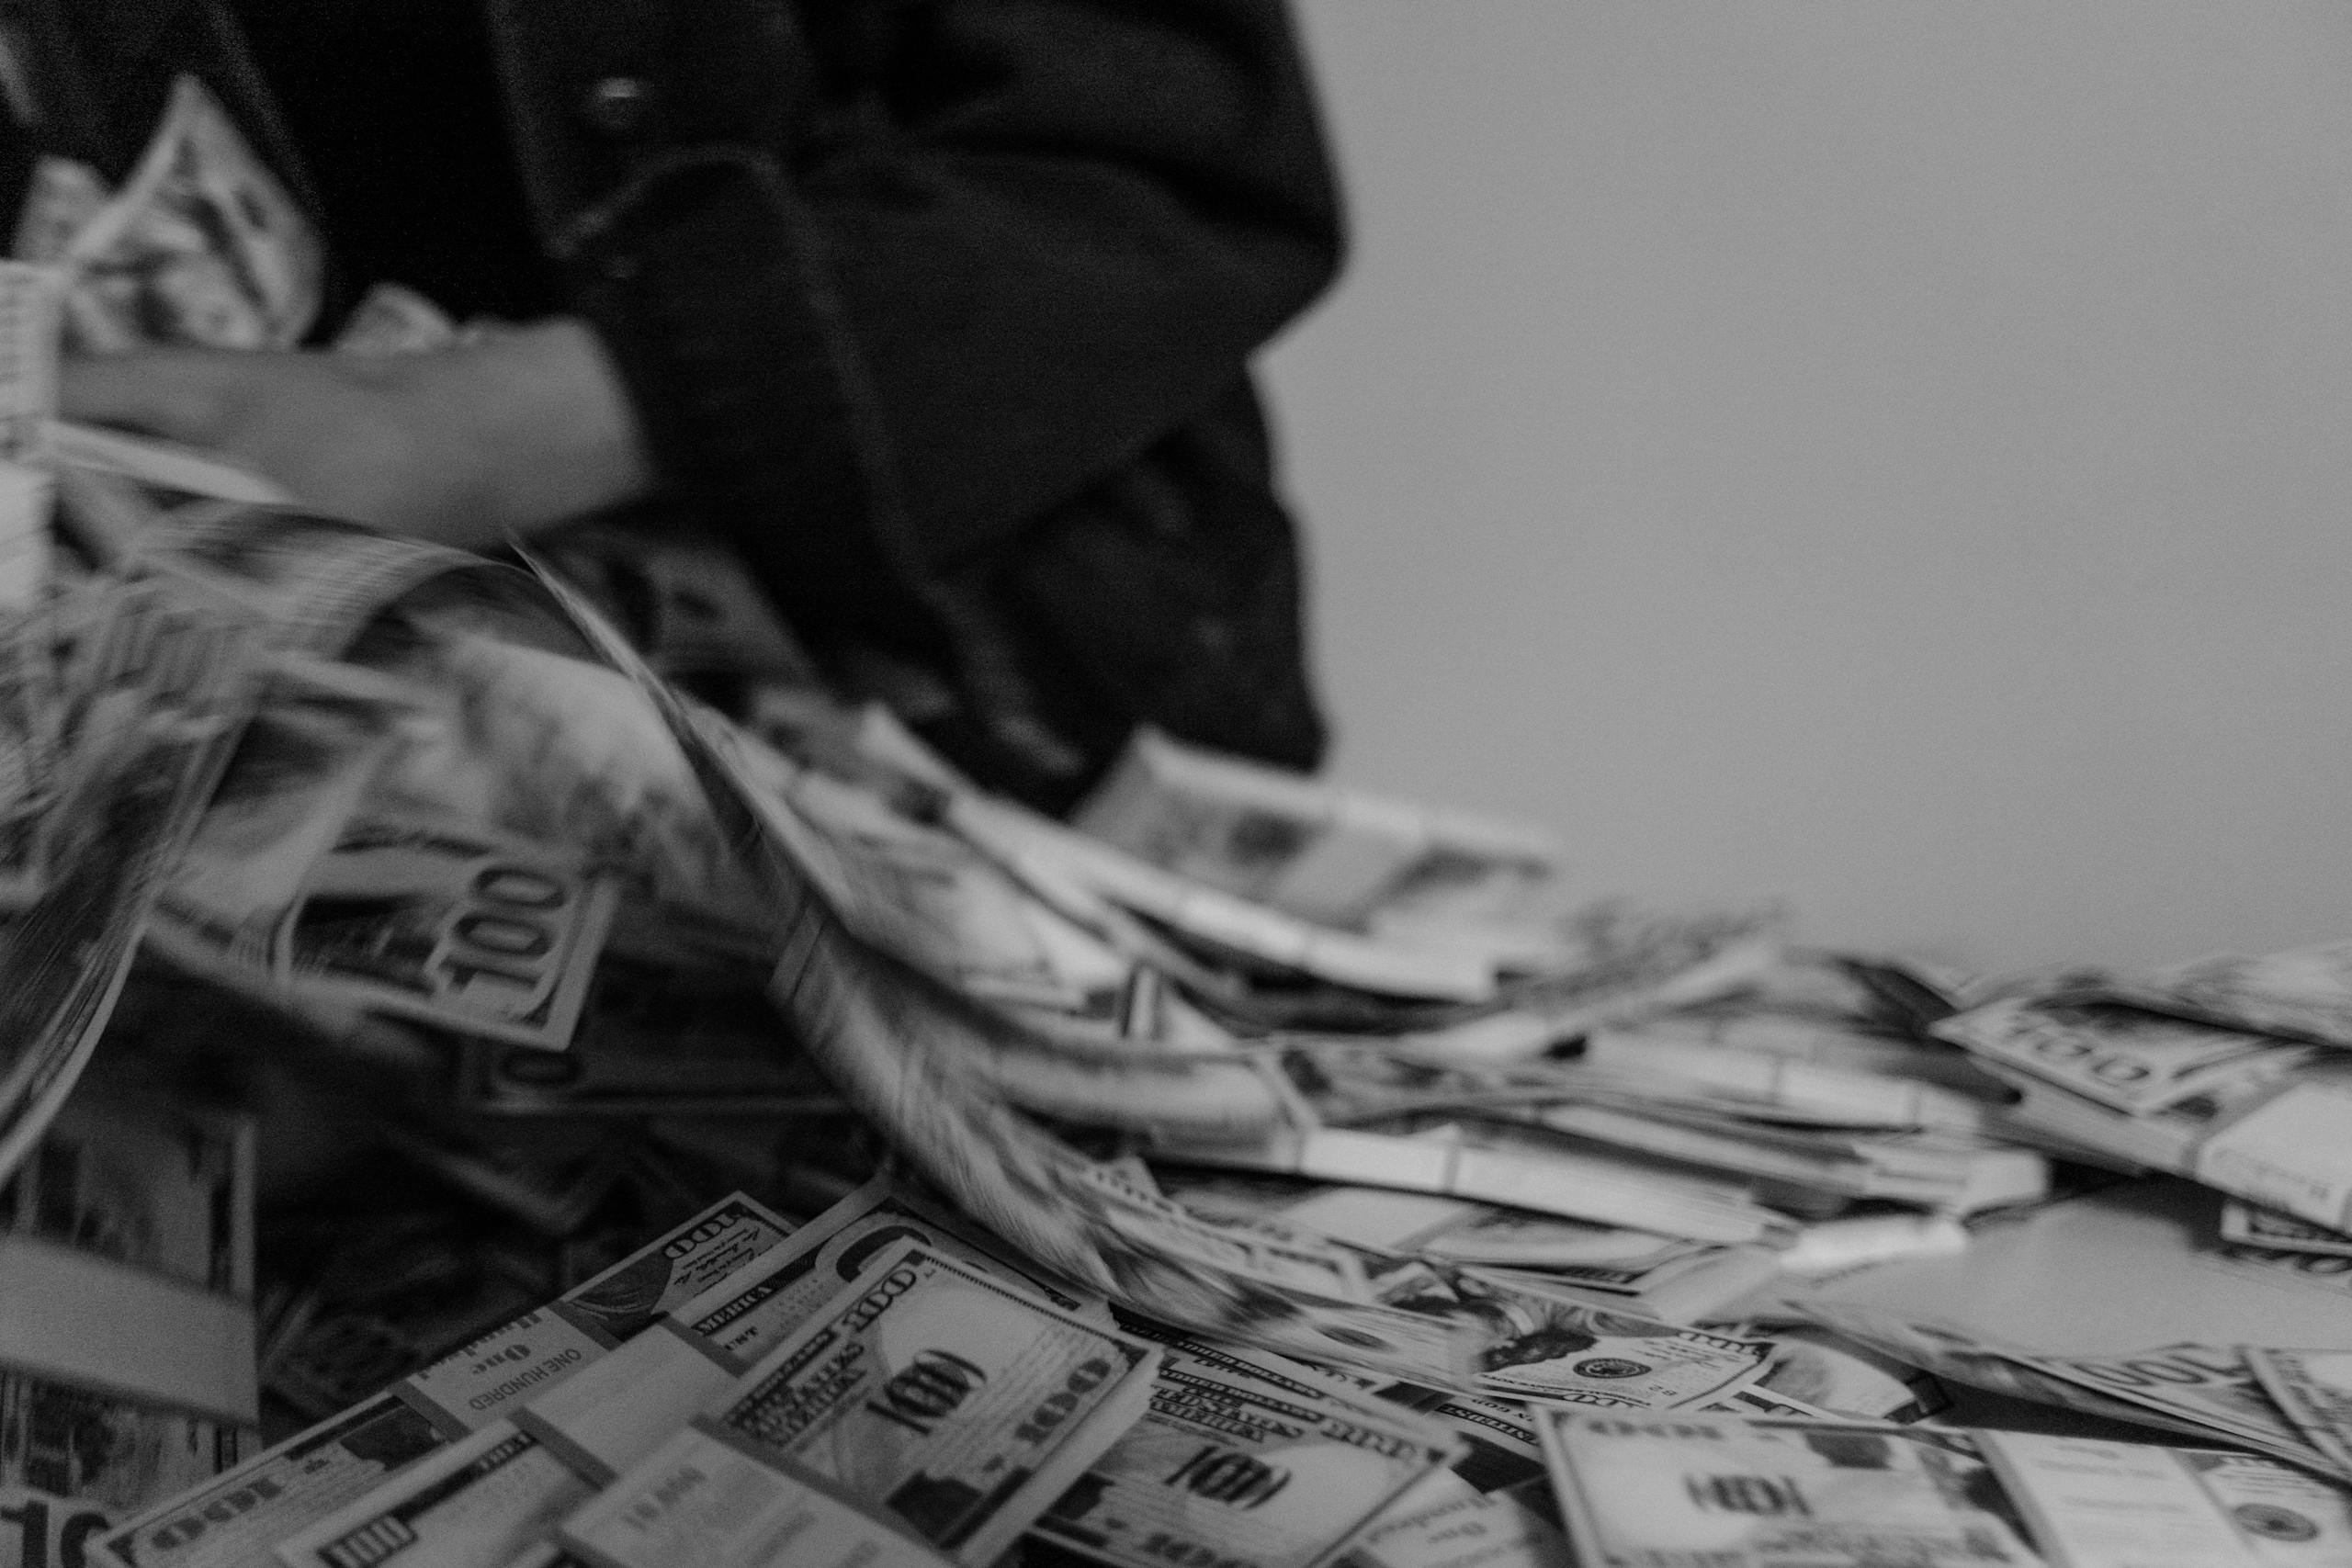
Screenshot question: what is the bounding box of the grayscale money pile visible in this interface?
[6,63,2352,1568]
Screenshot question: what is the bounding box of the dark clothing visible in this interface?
[6,0,1341,810]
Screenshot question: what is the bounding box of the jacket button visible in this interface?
[582,75,652,136]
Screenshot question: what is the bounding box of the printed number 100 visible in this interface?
[435,864,571,1006]
[0,1496,108,1568]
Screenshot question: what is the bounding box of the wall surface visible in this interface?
[1260,1,2352,975]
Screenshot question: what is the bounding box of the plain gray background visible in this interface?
[1261,1,2352,974]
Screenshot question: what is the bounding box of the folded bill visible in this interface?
[0,581,260,1187]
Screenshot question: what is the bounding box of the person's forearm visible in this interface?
[59,317,655,548]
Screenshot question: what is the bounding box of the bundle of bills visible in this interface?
[1536,1407,2352,1568]
[0,1083,256,1552]
[1937,985,2352,1233]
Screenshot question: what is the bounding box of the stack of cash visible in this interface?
[1534,1406,2352,1568]
[1934,953,2352,1239]
[10,57,2352,1568]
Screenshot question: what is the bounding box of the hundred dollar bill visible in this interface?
[62,74,320,353]
[1341,1471,1572,1568]
[1973,1428,2352,1568]
[650,1240,1159,1566]
[2224,1204,2352,1260]
[1790,1304,2226,1446]
[2024,1344,2335,1473]
[10,1089,254,1300]
[1370,1262,1770,1410]
[553,1423,947,1568]
[259,1188,1054,1568]
[272,1423,593,1568]
[2189,1079,2352,1235]
[98,1194,793,1568]
[0,582,259,1186]
[668,1175,1109,1372]
[0,1484,117,1568]
[1537,1410,2043,1568]
[2174,1447,2352,1567]
[2,1371,246,1519]
[215,808,619,1053]
[150,661,416,1016]
[130,508,516,660]
[2245,1348,2352,1476]
[2059,941,2352,1052]
[1031,1323,1457,1568]
[1934,998,2311,1116]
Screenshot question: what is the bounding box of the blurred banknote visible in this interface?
[1073,727,1560,931]
[458,955,838,1116]
[0,582,257,1184]
[170,806,619,1052]
[1934,998,2311,1115]
[2245,1348,2352,1476]
[62,75,320,353]
[2055,941,2352,1052]
[102,1193,793,1568]
[0,1373,244,1519]
[2224,1202,2352,1260]
[0,613,58,907]
[130,508,503,659]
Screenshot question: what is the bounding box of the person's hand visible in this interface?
[59,317,655,549]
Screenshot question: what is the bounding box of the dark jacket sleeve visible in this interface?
[492,0,1335,587]
[488,0,1340,799]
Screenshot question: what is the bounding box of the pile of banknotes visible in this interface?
[8,60,2352,1568]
